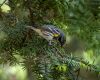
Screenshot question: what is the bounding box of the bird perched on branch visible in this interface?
[26,24,66,47]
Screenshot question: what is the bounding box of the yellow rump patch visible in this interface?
[53,34,59,37]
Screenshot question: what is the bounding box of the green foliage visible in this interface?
[0,0,100,80]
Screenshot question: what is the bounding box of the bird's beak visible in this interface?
[61,43,66,48]
[61,45,64,47]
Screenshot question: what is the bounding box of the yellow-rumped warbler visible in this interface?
[26,24,66,47]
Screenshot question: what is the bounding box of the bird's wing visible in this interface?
[41,25,61,37]
[41,30,53,36]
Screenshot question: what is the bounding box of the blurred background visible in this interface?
[0,64,27,80]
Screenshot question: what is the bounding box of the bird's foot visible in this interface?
[48,43,52,46]
[48,41,52,46]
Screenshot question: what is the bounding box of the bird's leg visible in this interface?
[48,40,52,46]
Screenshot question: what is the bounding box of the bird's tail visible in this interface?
[26,26,36,30]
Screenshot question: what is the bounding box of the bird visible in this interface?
[26,24,66,47]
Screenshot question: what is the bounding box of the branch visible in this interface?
[23,0,36,27]
[66,56,99,72]
[0,0,7,7]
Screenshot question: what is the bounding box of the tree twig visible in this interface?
[0,0,7,7]
[23,0,36,26]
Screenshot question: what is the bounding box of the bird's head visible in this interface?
[58,34,66,47]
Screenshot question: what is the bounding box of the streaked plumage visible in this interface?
[26,24,66,47]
